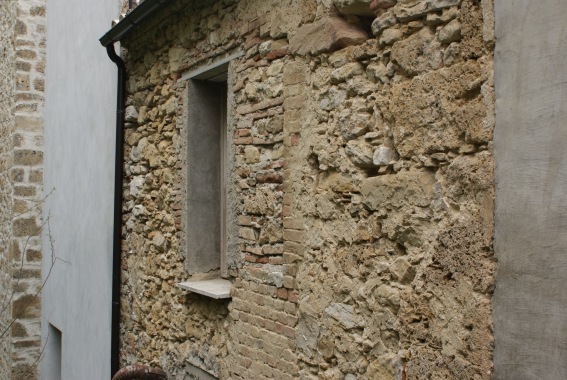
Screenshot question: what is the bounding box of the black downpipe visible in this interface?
[106,43,126,378]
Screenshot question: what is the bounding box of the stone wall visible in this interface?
[0,0,45,378]
[0,1,18,377]
[119,0,495,378]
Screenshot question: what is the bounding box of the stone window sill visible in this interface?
[177,278,232,299]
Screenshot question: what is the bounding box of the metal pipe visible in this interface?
[100,2,172,377]
[105,43,126,378]
[112,364,167,380]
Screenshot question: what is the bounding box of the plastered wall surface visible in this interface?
[42,0,118,378]
[493,1,567,379]
[118,0,495,379]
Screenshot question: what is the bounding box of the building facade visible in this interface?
[1,0,567,379]
[113,0,495,378]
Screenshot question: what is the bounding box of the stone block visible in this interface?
[289,16,368,56]
[239,227,258,241]
[391,27,442,76]
[373,145,399,166]
[333,0,374,17]
[389,257,415,284]
[125,105,138,122]
[379,28,404,46]
[11,321,27,338]
[10,168,25,182]
[433,212,494,293]
[445,152,493,202]
[330,62,364,84]
[371,10,397,36]
[338,109,372,140]
[26,248,41,262]
[15,116,42,132]
[345,139,375,168]
[325,303,365,330]
[361,169,435,210]
[12,294,40,319]
[13,149,42,166]
[14,185,35,197]
[380,61,486,156]
[168,46,185,72]
[13,217,40,237]
[28,169,42,183]
[438,19,462,44]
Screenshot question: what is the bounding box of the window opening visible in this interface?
[186,67,228,277]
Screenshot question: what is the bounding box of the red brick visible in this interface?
[245,254,258,263]
[276,287,288,300]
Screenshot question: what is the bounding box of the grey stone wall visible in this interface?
[118,0,495,379]
[0,0,18,377]
[11,1,45,376]
[0,0,45,378]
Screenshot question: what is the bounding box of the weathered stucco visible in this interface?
[119,0,495,378]
[493,1,567,379]
[41,0,118,378]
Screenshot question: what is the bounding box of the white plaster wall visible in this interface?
[494,1,567,378]
[42,0,118,378]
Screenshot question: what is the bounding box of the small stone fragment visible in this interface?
[373,145,399,165]
[391,27,442,76]
[443,42,462,66]
[366,61,391,83]
[330,62,364,84]
[244,146,260,163]
[345,139,375,168]
[259,39,288,57]
[333,0,375,17]
[152,232,166,251]
[129,176,144,198]
[370,0,397,12]
[389,257,415,284]
[428,0,460,12]
[394,1,429,21]
[438,19,462,43]
[339,110,372,140]
[325,303,365,330]
[125,105,138,122]
[239,227,257,241]
[371,10,397,36]
[379,28,403,46]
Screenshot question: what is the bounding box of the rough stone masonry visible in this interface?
[118,0,495,378]
[0,0,46,379]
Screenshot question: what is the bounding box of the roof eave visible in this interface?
[99,0,172,46]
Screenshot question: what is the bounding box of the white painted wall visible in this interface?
[42,0,118,378]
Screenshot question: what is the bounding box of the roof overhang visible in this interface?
[99,0,172,46]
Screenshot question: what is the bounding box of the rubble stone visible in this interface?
[290,16,368,56]
[115,0,496,378]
